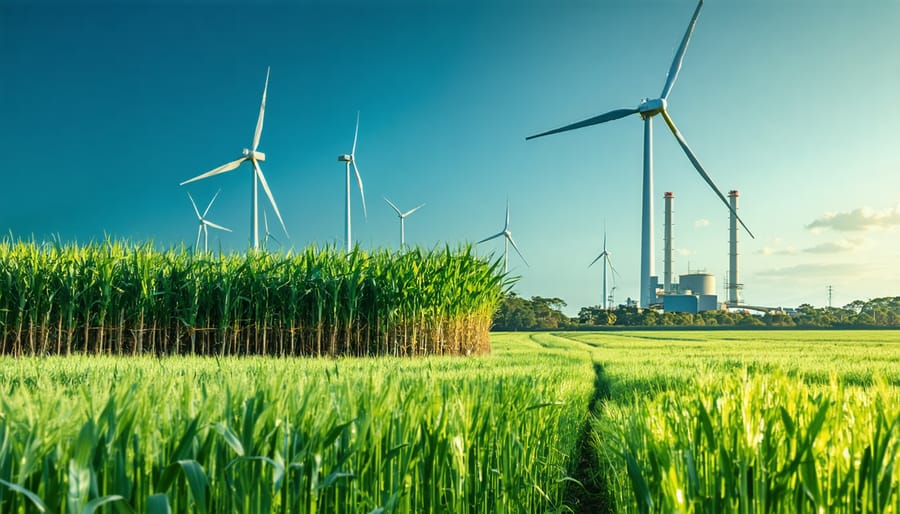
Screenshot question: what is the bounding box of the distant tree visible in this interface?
[491,294,571,331]
[738,315,765,327]
[492,293,535,331]
[578,306,615,326]
[763,312,795,327]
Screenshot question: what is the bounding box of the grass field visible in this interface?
[0,334,593,513]
[1,330,899,513]
[552,330,900,513]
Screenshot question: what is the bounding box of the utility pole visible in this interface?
[827,285,833,309]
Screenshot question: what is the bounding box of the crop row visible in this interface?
[557,331,900,513]
[0,342,595,513]
[0,240,505,357]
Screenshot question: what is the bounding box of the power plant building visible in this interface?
[660,272,720,314]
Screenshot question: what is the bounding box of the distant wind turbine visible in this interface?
[262,209,280,250]
[180,66,287,250]
[188,190,232,253]
[588,231,620,310]
[384,197,424,249]
[338,112,367,252]
[527,0,753,307]
[477,201,528,273]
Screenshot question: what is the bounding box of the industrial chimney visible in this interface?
[727,190,741,306]
[663,192,674,293]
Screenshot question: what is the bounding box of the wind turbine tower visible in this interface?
[478,201,528,273]
[527,0,753,307]
[188,190,232,253]
[338,112,367,252]
[664,192,674,293]
[727,190,742,306]
[384,197,425,249]
[589,232,618,310]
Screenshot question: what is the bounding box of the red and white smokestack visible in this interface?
[728,190,740,306]
[664,192,674,293]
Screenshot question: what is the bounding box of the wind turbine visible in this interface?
[262,209,280,250]
[188,190,232,253]
[384,197,425,249]
[527,0,753,308]
[477,201,528,273]
[180,66,287,250]
[338,111,367,252]
[589,231,620,310]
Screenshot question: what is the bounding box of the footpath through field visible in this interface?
[536,330,900,513]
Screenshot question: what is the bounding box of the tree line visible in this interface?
[491,294,900,331]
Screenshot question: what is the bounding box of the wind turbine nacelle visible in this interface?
[242,149,266,161]
[338,154,352,162]
[638,98,666,115]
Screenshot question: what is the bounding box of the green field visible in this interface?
[1,330,899,512]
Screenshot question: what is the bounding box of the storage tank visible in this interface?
[664,294,699,314]
[679,273,715,296]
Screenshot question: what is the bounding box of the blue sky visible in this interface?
[2,0,898,314]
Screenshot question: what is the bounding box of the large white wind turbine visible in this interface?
[527,0,753,307]
[477,201,528,273]
[188,190,232,253]
[384,197,425,249]
[180,66,287,250]
[338,112,367,252]
[588,231,620,310]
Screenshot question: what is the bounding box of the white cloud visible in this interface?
[803,238,862,254]
[758,246,799,256]
[694,219,710,229]
[755,262,864,281]
[806,204,900,232]
[675,248,693,257]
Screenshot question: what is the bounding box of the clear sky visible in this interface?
[2,0,898,314]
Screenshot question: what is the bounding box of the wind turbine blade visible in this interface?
[195,225,203,249]
[504,200,510,231]
[253,160,289,237]
[660,109,755,238]
[352,161,367,219]
[608,255,620,278]
[526,108,639,141]
[384,197,402,216]
[506,234,529,267]
[263,209,270,233]
[477,231,505,245]
[660,0,704,100]
[180,157,247,186]
[403,203,425,217]
[203,188,222,218]
[588,253,603,268]
[187,192,202,220]
[204,220,233,232]
[351,111,360,156]
[252,66,270,152]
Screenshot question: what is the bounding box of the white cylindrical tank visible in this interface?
[679,273,715,296]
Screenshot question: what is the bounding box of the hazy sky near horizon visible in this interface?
[1,0,898,314]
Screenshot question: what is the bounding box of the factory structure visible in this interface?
[651,190,743,314]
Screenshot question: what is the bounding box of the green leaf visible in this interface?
[317,471,355,491]
[211,423,245,457]
[779,406,795,437]
[0,478,47,512]
[176,460,209,514]
[624,450,653,514]
[83,495,124,514]
[155,460,208,514]
[146,494,172,514]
